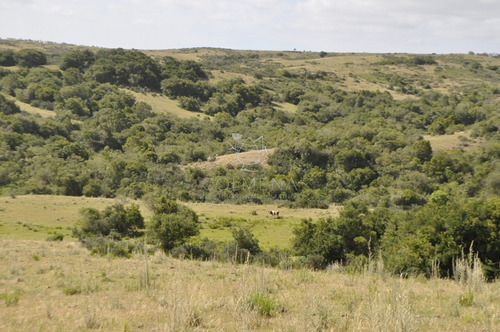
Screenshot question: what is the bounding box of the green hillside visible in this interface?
[0,39,499,279]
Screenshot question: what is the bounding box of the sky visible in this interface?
[1,0,499,53]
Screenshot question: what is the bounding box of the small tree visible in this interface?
[231,225,261,255]
[76,203,144,238]
[148,197,199,251]
[60,49,95,72]
[15,49,47,67]
[0,50,16,66]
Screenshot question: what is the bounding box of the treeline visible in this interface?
[0,49,47,67]
[1,46,499,278]
[73,194,500,280]
[0,48,498,204]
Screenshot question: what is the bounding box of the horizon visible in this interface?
[1,0,499,54]
[1,37,497,56]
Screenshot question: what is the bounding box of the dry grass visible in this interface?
[1,92,56,118]
[0,239,498,331]
[183,148,275,170]
[123,89,208,119]
[274,102,298,114]
[210,69,258,84]
[423,130,484,152]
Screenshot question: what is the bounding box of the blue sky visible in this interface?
[1,0,499,53]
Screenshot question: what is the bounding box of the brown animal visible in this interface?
[269,210,279,217]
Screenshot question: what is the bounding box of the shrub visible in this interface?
[148,197,200,252]
[0,290,21,306]
[247,291,279,317]
[15,49,47,67]
[46,233,64,241]
[63,285,82,296]
[231,225,261,255]
[89,236,143,257]
[76,204,144,238]
[458,291,474,307]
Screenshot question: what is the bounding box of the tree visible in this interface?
[0,50,16,66]
[60,49,95,72]
[76,204,144,238]
[0,94,21,115]
[292,217,343,263]
[87,49,162,90]
[148,197,200,251]
[231,225,261,254]
[412,140,433,162]
[15,49,47,67]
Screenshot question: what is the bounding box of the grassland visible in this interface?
[0,195,146,240]
[0,195,340,249]
[0,238,498,331]
[124,89,208,119]
[424,130,484,152]
[0,92,56,118]
[183,148,275,170]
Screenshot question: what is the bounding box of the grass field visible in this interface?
[183,148,275,171]
[0,195,146,241]
[424,130,484,152]
[0,238,498,331]
[1,92,56,118]
[123,89,209,119]
[0,195,341,249]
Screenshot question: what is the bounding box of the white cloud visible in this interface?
[0,0,498,52]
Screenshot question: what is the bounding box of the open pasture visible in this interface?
[0,195,341,249]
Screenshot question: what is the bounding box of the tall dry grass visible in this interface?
[0,239,498,331]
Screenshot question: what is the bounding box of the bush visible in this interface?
[79,236,144,257]
[178,96,201,112]
[76,204,144,238]
[231,225,261,255]
[0,94,21,115]
[0,50,16,66]
[46,233,64,241]
[15,49,47,67]
[247,292,279,317]
[148,197,200,252]
[0,290,21,306]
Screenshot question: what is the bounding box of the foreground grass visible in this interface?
[0,239,498,331]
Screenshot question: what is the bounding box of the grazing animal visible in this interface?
[269,210,279,217]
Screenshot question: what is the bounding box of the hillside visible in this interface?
[0,39,499,280]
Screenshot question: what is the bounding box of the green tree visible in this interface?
[148,197,199,251]
[0,50,16,66]
[76,204,144,238]
[60,49,95,72]
[87,49,162,90]
[0,94,21,115]
[15,49,47,67]
[231,225,261,255]
[412,140,433,162]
